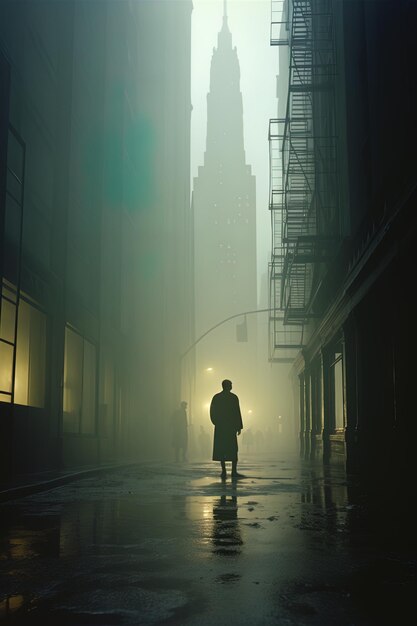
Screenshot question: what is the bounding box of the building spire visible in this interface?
[219,0,231,46]
[223,0,229,27]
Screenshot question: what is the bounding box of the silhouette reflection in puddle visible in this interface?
[212,494,242,556]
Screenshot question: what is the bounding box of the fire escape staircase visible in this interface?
[268,0,338,360]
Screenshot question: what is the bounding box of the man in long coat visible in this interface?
[210,379,243,478]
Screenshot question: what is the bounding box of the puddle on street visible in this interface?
[0,463,353,564]
[1,463,408,625]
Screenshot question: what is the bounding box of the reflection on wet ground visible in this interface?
[0,456,415,625]
[212,494,242,557]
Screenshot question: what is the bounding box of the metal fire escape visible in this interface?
[268,0,338,361]
[268,118,304,361]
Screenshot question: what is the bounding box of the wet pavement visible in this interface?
[0,455,415,625]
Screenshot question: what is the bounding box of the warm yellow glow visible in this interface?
[205,367,213,372]
[14,298,46,407]
[0,594,25,617]
[8,595,24,612]
[0,342,13,392]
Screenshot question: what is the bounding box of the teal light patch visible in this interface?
[83,87,156,213]
[103,118,156,213]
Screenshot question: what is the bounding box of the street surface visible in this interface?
[0,455,414,625]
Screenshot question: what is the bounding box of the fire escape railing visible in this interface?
[268,0,338,361]
[268,120,304,362]
[271,0,289,45]
[269,0,339,360]
[282,0,316,324]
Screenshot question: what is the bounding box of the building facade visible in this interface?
[0,0,193,483]
[269,0,417,487]
[193,6,258,422]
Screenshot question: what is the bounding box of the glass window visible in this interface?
[1,285,17,403]
[63,327,97,435]
[0,340,14,394]
[0,296,16,343]
[14,299,46,408]
[14,301,29,404]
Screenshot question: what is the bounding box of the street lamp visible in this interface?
[180,307,277,444]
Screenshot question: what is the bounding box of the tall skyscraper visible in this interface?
[193,2,257,423]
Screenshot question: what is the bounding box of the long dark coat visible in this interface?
[210,391,243,461]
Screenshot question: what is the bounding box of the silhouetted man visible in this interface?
[210,379,243,478]
[171,401,188,462]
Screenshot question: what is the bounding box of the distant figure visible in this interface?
[198,424,211,460]
[171,401,188,462]
[209,379,243,478]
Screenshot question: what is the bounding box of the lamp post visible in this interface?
[180,308,277,449]
[180,307,276,362]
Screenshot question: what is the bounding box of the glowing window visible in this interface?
[14,298,46,408]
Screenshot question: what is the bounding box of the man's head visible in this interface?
[222,379,232,391]
[181,401,187,409]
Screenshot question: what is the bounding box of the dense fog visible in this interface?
[0,0,295,476]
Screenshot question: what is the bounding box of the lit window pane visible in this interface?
[15,299,46,407]
[0,340,14,393]
[2,283,17,303]
[14,300,30,405]
[0,297,16,343]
